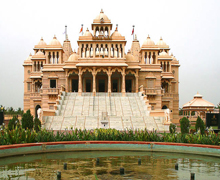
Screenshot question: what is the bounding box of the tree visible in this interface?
[179,108,183,115]
[8,116,20,130]
[195,116,205,134]
[22,109,33,130]
[180,117,190,134]
[34,117,41,132]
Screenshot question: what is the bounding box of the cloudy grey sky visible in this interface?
[0,0,220,109]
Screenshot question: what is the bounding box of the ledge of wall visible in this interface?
[0,141,220,158]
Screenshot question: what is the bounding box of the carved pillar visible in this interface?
[135,70,139,93]
[78,68,82,96]
[122,67,126,96]
[107,67,112,96]
[92,67,96,96]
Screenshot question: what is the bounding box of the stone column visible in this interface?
[108,44,111,58]
[114,44,117,58]
[32,82,34,92]
[92,67,96,96]
[65,70,68,92]
[122,67,126,96]
[142,51,145,64]
[78,68,82,96]
[135,70,139,93]
[107,68,112,96]
[151,54,153,64]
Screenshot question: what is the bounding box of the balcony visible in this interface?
[145,88,157,95]
[46,88,59,95]
[163,93,173,98]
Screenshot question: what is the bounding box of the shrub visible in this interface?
[8,116,20,130]
[21,109,33,130]
[169,123,176,134]
[195,116,205,134]
[34,117,41,132]
[180,117,190,134]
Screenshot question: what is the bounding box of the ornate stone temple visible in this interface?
[23,10,180,130]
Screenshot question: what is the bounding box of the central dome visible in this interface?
[49,35,62,47]
[142,35,155,46]
[93,9,111,23]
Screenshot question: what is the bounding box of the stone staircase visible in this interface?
[43,92,169,131]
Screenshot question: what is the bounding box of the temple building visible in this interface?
[23,10,180,128]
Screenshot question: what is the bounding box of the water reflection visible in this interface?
[0,151,220,179]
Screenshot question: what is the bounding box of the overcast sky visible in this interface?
[0,0,220,109]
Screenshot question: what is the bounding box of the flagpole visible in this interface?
[133,25,135,40]
[81,24,83,35]
[65,25,67,40]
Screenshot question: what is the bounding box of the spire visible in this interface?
[116,24,118,31]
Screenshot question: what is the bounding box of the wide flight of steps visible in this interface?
[43,92,168,131]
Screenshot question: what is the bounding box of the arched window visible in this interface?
[35,105,41,118]
[95,27,99,36]
[162,105,168,109]
[105,27,108,36]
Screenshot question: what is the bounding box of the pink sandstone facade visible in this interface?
[23,10,180,122]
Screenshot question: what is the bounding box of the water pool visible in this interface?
[0,151,220,179]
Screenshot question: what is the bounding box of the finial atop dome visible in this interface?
[53,35,57,39]
[116,24,118,31]
[29,53,32,56]
[134,34,137,40]
[171,52,173,56]
[160,36,163,40]
[147,34,150,39]
[100,9,104,13]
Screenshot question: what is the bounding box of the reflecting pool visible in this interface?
[0,151,220,179]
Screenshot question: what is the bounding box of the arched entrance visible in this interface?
[96,71,108,92]
[69,72,78,92]
[82,71,93,92]
[125,72,135,92]
[35,105,41,118]
[111,71,122,92]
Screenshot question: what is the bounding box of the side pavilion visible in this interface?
[182,92,215,120]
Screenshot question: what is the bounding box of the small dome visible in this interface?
[49,35,62,46]
[83,28,92,36]
[156,37,169,48]
[93,9,111,23]
[68,51,78,61]
[159,50,168,56]
[142,35,155,46]
[112,29,122,37]
[24,53,32,62]
[35,50,44,56]
[125,50,135,61]
[194,92,203,98]
[38,38,47,46]
[156,37,167,46]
